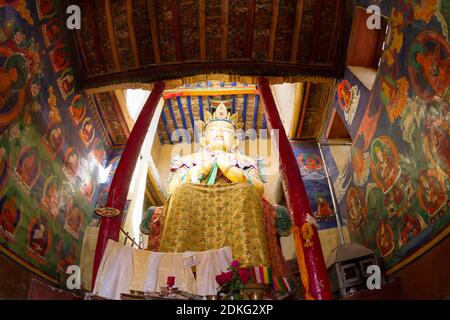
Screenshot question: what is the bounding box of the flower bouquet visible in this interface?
[215,260,251,300]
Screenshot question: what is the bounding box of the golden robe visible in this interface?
[158,182,270,267]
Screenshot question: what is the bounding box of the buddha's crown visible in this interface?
[200,102,242,130]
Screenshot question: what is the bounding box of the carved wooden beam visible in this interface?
[147,0,161,64]
[199,0,206,60]
[105,0,121,71]
[311,0,323,63]
[220,0,229,59]
[295,81,311,138]
[268,0,279,61]
[86,1,105,70]
[83,61,337,89]
[171,0,184,61]
[125,0,141,68]
[245,0,256,59]
[74,28,89,77]
[290,0,305,63]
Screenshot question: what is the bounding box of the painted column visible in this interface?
[92,82,165,288]
[257,78,332,300]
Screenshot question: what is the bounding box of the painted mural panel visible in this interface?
[0,1,113,283]
[290,141,338,230]
[333,68,374,140]
[323,1,449,273]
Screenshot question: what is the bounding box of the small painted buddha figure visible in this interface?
[157,102,271,269]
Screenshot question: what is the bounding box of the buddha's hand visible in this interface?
[187,165,207,183]
[201,148,213,175]
[216,151,234,173]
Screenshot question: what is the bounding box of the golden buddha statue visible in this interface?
[144,102,292,280]
[167,102,264,195]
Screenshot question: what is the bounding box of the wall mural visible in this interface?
[290,141,338,230]
[322,1,449,273]
[0,2,114,284]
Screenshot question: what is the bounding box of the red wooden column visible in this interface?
[92,82,165,288]
[257,78,332,300]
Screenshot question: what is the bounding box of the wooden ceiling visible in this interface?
[70,0,352,88]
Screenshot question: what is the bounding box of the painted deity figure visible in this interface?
[64,149,79,177]
[346,187,367,232]
[29,221,49,257]
[371,140,401,193]
[0,195,20,237]
[44,125,64,156]
[16,148,39,188]
[416,45,450,97]
[376,220,394,257]
[42,180,59,216]
[79,118,95,147]
[349,194,363,229]
[0,67,18,109]
[419,174,446,216]
[64,199,81,237]
[316,195,333,218]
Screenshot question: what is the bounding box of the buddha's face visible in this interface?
[203,120,237,152]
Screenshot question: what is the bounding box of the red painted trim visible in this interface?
[257,77,332,300]
[91,82,165,289]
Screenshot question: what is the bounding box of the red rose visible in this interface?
[224,271,233,282]
[231,260,240,268]
[216,272,226,285]
[239,268,251,283]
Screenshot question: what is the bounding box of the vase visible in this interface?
[219,291,242,300]
[242,283,269,300]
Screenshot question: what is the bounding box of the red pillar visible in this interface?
[257,78,332,300]
[92,82,165,288]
